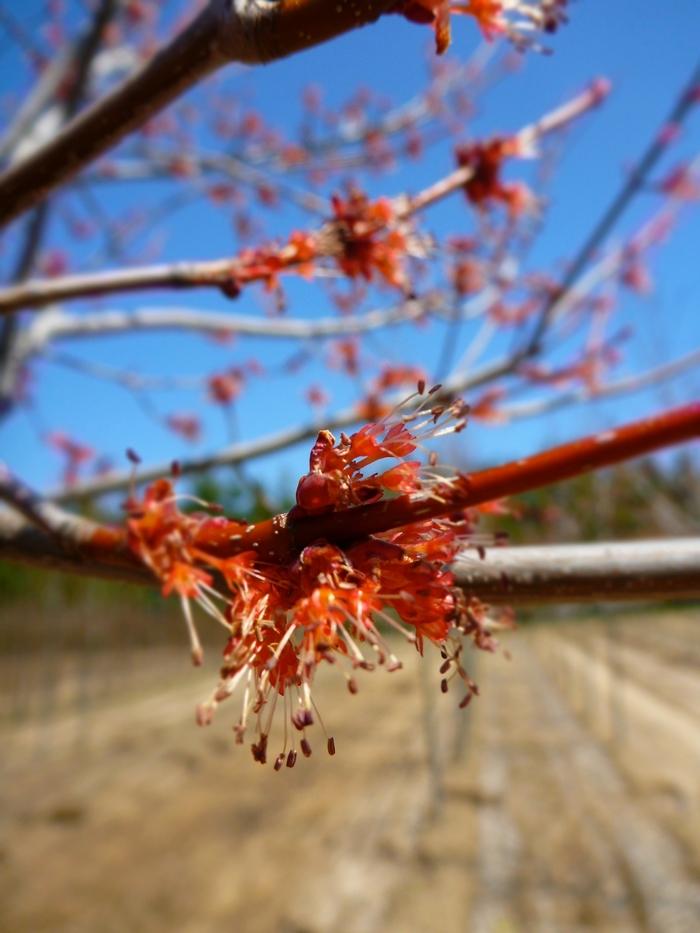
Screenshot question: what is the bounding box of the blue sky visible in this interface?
[1,0,699,499]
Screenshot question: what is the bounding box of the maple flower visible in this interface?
[324,189,414,290]
[398,0,568,55]
[456,137,533,215]
[126,386,509,768]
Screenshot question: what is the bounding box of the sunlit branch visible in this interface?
[0,507,149,585]
[5,407,700,597]
[452,538,700,604]
[0,0,119,417]
[0,466,64,536]
[9,296,439,395]
[265,403,700,561]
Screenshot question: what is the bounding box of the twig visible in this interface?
[50,353,513,502]
[525,57,700,355]
[497,348,700,421]
[452,538,700,604]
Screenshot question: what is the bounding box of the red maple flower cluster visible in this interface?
[398,0,568,55]
[327,190,413,290]
[456,137,533,215]
[126,387,506,767]
[224,230,317,297]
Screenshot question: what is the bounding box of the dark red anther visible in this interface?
[300,738,312,758]
[327,737,336,756]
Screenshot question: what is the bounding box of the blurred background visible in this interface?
[1,462,699,932]
[2,0,700,930]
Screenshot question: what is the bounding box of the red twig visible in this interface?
[5,404,695,576]
[206,402,700,561]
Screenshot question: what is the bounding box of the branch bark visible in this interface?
[452,538,700,604]
[2,514,698,605]
[524,57,700,355]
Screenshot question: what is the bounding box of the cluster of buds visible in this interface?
[218,189,424,300]
[398,0,568,55]
[223,230,317,297]
[126,384,507,768]
[456,137,533,215]
[322,190,417,291]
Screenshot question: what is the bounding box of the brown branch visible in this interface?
[2,518,698,604]
[0,0,119,415]
[0,509,150,585]
[452,539,700,604]
[0,0,396,230]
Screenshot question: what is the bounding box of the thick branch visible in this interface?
[0,509,150,585]
[2,518,698,605]
[0,0,396,230]
[4,404,698,597]
[452,539,700,604]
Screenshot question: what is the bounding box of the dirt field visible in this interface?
[1,607,699,932]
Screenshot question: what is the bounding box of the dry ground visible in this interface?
[1,606,699,932]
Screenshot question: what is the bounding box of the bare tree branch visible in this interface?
[49,338,700,504]
[452,538,700,604]
[17,296,437,357]
[2,515,698,605]
[0,507,150,585]
[524,56,700,355]
[0,0,397,229]
[0,0,120,414]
